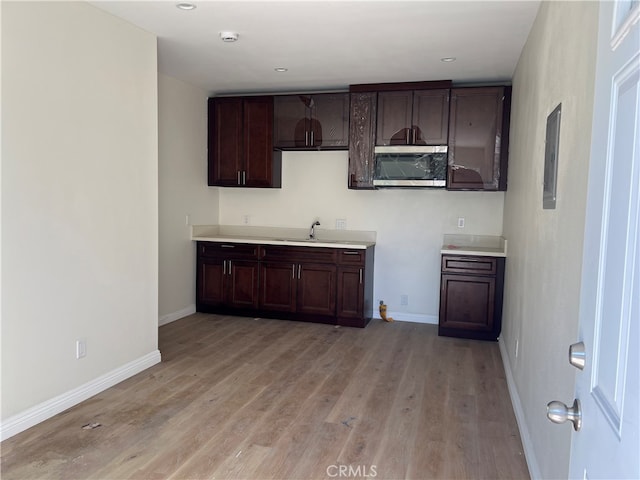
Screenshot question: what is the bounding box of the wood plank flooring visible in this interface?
[1,314,530,479]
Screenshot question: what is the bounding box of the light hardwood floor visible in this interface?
[1,314,530,479]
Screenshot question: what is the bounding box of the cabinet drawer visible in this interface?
[260,245,337,264]
[337,249,366,266]
[198,242,260,259]
[441,255,497,275]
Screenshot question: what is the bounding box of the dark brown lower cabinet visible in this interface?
[196,243,260,313]
[335,248,374,327]
[259,261,336,317]
[198,257,225,306]
[259,245,338,323]
[227,260,260,309]
[259,262,297,312]
[297,263,337,316]
[197,241,374,327]
[337,267,364,319]
[438,254,505,341]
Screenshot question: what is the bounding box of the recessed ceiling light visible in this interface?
[440,57,457,63]
[220,31,239,42]
[274,67,288,72]
[176,3,196,10]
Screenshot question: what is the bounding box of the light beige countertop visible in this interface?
[441,234,507,257]
[191,225,376,250]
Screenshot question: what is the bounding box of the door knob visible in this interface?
[569,341,586,370]
[546,399,582,431]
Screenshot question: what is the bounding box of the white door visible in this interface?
[567,1,640,478]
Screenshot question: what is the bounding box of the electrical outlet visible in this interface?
[185,214,190,226]
[336,219,347,230]
[457,217,465,228]
[242,215,250,225]
[400,294,409,306]
[515,339,520,358]
[76,339,86,359]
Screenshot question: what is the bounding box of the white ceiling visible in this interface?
[91,0,540,96]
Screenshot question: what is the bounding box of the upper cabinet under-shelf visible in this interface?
[273,93,349,150]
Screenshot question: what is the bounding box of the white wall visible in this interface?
[158,74,218,324]
[502,2,599,478]
[220,151,504,321]
[1,2,159,423]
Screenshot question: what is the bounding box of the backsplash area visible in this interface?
[219,151,504,322]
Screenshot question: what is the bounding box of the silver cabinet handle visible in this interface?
[359,268,363,284]
[310,130,315,146]
[227,260,232,275]
[221,244,235,248]
[569,342,586,370]
[223,260,226,275]
[237,171,241,185]
[547,399,582,431]
[305,131,309,146]
[242,170,246,185]
[343,251,360,255]
[297,264,301,279]
[292,264,295,279]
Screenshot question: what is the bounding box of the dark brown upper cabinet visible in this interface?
[348,91,377,190]
[376,89,450,146]
[273,93,349,150]
[447,86,511,191]
[208,96,281,188]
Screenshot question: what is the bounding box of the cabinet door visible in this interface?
[376,91,413,145]
[243,96,274,187]
[413,89,449,145]
[336,266,364,319]
[311,93,349,148]
[448,87,505,190]
[208,98,243,186]
[297,263,337,316]
[348,92,377,189]
[273,95,309,149]
[259,262,297,312]
[197,257,226,306]
[227,260,259,309]
[439,273,495,332]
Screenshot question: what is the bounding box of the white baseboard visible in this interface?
[376,312,439,324]
[498,337,541,480]
[0,350,161,441]
[159,304,196,326]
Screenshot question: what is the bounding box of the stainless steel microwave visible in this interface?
[372,145,448,187]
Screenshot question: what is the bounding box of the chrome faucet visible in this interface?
[309,220,320,240]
